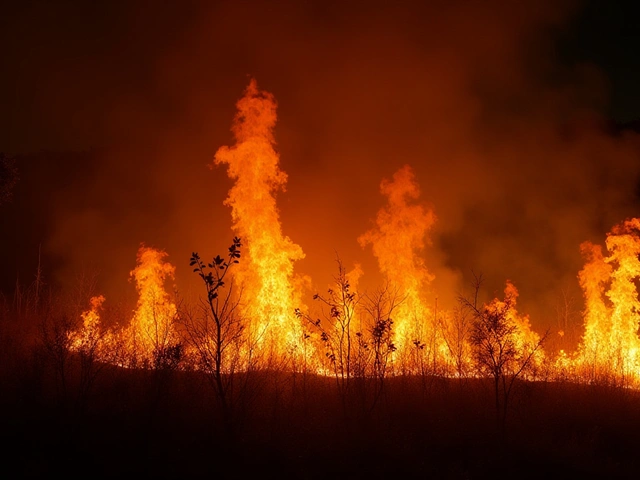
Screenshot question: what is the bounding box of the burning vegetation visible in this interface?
[3,78,640,478]
[212,79,307,359]
[4,0,640,475]
[56,79,640,392]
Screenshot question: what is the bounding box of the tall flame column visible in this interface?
[214,79,306,357]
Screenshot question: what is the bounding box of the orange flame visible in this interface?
[213,79,306,356]
[69,294,106,352]
[574,241,613,376]
[123,244,178,365]
[572,218,640,382]
[62,81,640,388]
[488,281,543,361]
[358,164,439,360]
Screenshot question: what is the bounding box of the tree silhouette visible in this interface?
[183,237,244,434]
[460,273,548,437]
[296,258,359,412]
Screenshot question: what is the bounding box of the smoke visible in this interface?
[1,0,639,339]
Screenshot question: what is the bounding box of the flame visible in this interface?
[488,281,543,363]
[572,218,640,382]
[574,241,613,376]
[358,165,440,360]
[60,81,640,389]
[213,79,306,356]
[69,294,106,352]
[123,244,178,365]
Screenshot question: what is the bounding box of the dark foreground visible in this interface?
[2,360,640,479]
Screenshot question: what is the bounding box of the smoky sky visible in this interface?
[1,0,640,336]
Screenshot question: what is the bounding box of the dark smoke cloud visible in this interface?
[1,0,639,339]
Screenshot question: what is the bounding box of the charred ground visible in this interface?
[2,345,640,479]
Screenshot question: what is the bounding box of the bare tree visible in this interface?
[184,237,245,434]
[360,283,401,409]
[296,258,360,411]
[38,308,74,408]
[553,286,580,355]
[67,295,111,416]
[149,294,183,372]
[459,273,548,436]
[439,304,473,379]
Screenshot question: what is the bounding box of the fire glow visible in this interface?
[69,79,640,386]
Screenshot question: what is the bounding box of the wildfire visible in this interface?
[122,244,178,366]
[483,280,545,373]
[358,164,443,366]
[570,218,640,383]
[213,78,307,357]
[65,80,640,390]
[69,294,106,353]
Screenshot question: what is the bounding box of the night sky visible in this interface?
[1,0,640,336]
